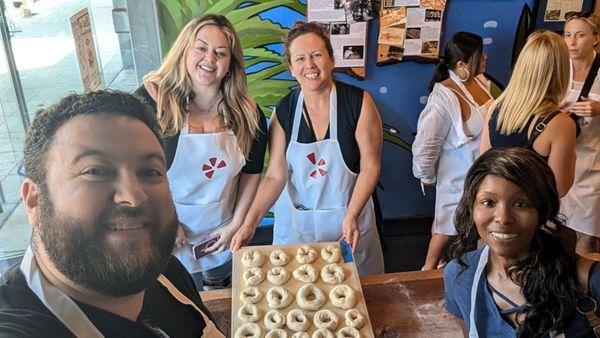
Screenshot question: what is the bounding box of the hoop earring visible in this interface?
[458,67,470,82]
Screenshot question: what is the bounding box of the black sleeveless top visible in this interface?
[488,109,557,160]
[275,81,364,174]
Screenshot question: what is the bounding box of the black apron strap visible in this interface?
[580,54,600,101]
[528,111,561,147]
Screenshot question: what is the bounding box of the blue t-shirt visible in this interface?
[444,249,600,337]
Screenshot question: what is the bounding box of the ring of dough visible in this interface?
[292,333,309,338]
[329,284,357,310]
[296,246,317,264]
[267,267,290,285]
[266,286,293,309]
[293,264,318,283]
[238,304,261,323]
[243,268,265,286]
[321,244,341,263]
[287,309,310,332]
[240,287,263,304]
[264,309,286,330]
[235,323,262,338]
[336,327,360,338]
[313,309,339,330]
[297,283,326,311]
[321,264,345,284]
[242,250,265,268]
[270,249,290,266]
[344,309,365,329]
[265,329,288,338]
[312,328,335,338]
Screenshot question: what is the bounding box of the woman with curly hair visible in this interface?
[444,147,600,337]
[135,14,267,290]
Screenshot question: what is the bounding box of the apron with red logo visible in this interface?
[168,125,245,273]
[272,84,384,276]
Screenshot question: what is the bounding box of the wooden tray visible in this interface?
[231,242,374,337]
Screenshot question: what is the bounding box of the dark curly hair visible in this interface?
[24,90,161,186]
[283,21,334,66]
[448,147,579,337]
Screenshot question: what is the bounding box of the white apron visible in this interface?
[561,58,600,236]
[168,125,245,273]
[468,245,490,338]
[19,246,224,337]
[272,84,384,276]
[434,72,493,235]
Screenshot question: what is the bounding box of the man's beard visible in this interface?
[36,189,178,297]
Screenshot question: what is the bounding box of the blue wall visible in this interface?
[262,0,534,219]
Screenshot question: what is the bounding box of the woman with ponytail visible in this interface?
[412,32,493,270]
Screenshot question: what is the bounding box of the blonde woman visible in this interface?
[135,14,267,290]
[480,30,576,198]
[561,13,600,254]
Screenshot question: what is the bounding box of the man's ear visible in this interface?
[22,178,41,229]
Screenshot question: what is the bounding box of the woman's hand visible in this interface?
[230,224,257,251]
[175,224,188,248]
[341,215,360,253]
[204,222,241,255]
[567,97,600,117]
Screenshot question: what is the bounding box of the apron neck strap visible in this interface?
[20,246,104,338]
[291,83,338,141]
[468,245,490,338]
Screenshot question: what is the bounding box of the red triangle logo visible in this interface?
[309,170,317,179]
[205,170,214,179]
[318,158,326,166]
[319,169,327,176]
[209,157,217,166]
[307,153,316,164]
[217,160,227,169]
[202,164,212,171]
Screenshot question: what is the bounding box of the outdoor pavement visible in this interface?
[0,0,138,272]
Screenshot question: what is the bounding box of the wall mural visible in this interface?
[155,0,536,223]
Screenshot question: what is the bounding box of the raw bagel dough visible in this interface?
[292,333,309,338]
[238,303,261,323]
[266,329,288,338]
[321,244,341,263]
[267,267,290,285]
[264,310,286,330]
[266,286,293,309]
[287,308,310,331]
[313,309,339,330]
[321,264,345,284]
[270,249,290,266]
[336,327,360,338]
[235,323,261,338]
[297,283,326,311]
[293,264,318,283]
[312,328,335,338]
[242,250,265,268]
[240,287,263,304]
[243,267,265,286]
[329,284,357,310]
[344,309,366,329]
[296,246,317,264]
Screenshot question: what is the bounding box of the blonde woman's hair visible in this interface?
[143,14,259,157]
[490,30,570,135]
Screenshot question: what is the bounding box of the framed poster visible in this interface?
[533,0,595,32]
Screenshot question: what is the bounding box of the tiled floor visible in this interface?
[0,0,138,272]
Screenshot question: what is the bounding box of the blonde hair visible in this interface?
[143,14,259,157]
[490,30,570,135]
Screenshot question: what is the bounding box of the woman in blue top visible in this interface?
[444,147,600,337]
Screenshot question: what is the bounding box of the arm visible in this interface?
[479,112,492,154]
[342,92,382,251]
[412,96,452,186]
[230,110,289,251]
[545,114,577,197]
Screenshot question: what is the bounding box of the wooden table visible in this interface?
[200,269,463,337]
